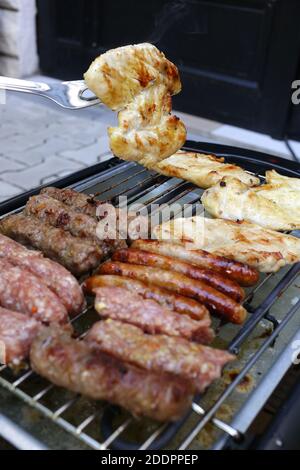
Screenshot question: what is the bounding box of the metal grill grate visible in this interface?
[1,142,300,450]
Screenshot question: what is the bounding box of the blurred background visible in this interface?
[1,1,300,451]
[2,0,300,139]
[1,0,300,201]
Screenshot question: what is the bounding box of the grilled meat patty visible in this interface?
[24,194,126,254]
[0,234,85,315]
[0,213,103,276]
[40,186,145,240]
[30,325,195,422]
[86,319,234,392]
[0,259,68,323]
[41,186,107,218]
[93,286,214,344]
[0,307,40,366]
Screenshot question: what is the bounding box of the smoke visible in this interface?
[148,0,190,45]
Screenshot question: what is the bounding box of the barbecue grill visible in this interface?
[1,141,300,450]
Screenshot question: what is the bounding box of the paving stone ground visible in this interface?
[0,89,117,202]
[0,81,209,202]
[0,75,297,203]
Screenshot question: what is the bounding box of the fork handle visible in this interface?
[0,76,50,94]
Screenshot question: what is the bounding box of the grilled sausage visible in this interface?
[0,213,103,276]
[25,194,126,254]
[132,239,259,287]
[84,274,209,321]
[98,262,247,324]
[112,248,245,302]
[0,307,40,366]
[94,286,214,343]
[86,319,234,392]
[0,234,85,315]
[0,259,68,323]
[30,325,195,422]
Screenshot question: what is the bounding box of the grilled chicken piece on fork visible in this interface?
[0,76,100,109]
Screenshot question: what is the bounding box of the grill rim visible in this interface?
[0,140,300,450]
[2,139,300,217]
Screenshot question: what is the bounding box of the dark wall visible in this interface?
[288,105,300,141]
[287,62,300,140]
[37,0,300,140]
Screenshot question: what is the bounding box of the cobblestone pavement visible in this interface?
[0,87,119,202]
[0,84,210,202]
[0,76,298,203]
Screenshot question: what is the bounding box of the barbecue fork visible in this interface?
[0,76,100,110]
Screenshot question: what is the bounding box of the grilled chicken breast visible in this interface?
[266,169,300,188]
[253,170,300,213]
[108,84,186,167]
[154,151,260,188]
[84,43,181,110]
[153,216,300,272]
[202,177,300,231]
[85,43,186,162]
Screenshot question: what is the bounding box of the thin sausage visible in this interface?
[112,248,245,302]
[84,274,209,321]
[132,239,259,286]
[98,262,247,324]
